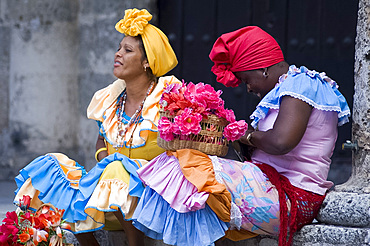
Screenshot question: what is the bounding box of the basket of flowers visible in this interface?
[0,195,72,246]
[158,81,248,156]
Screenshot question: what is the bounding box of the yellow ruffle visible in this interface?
[77,160,140,232]
[86,76,181,151]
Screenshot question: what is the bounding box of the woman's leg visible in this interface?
[114,211,145,246]
[75,232,100,246]
[215,239,226,246]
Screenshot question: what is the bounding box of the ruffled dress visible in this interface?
[14,75,182,233]
[130,65,351,246]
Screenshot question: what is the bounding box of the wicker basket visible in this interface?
[157,110,229,156]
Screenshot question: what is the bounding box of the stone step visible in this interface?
[64,223,370,246]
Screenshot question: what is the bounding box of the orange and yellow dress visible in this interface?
[14,75,181,233]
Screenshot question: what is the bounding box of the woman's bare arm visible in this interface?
[240,96,312,155]
[96,134,108,161]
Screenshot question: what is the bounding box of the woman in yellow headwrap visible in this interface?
[14,8,180,246]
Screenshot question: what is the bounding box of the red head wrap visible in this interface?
[209,26,284,87]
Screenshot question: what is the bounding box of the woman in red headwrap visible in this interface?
[129,26,351,246]
[208,26,351,245]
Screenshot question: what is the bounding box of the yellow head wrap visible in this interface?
[115,8,178,77]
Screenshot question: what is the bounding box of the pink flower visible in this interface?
[2,211,18,226]
[186,82,223,110]
[240,200,255,216]
[216,108,236,123]
[223,120,248,141]
[0,223,19,245]
[160,82,182,108]
[158,117,175,141]
[163,81,181,94]
[174,108,202,135]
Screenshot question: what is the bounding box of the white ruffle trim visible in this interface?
[229,202,243,230]
[209,156,243,230]
[251,91,351,128]
[209,155,224,184]
[280,91,344,112]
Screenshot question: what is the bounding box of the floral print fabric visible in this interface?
[216,157,289,235]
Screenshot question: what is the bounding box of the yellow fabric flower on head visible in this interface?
[115,8,152,36]
[115,8,178,77]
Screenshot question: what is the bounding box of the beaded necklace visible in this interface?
[114,81,155,152]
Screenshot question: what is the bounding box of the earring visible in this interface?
[144,66,147,72]
[262,68,268,78]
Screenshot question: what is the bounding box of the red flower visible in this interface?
[2,211,18,226]
[19,195,31,211]
[0,223,19,244]
[0,202,68,246]
[19,232,30,242]
[20,212,33,224]
[0,224,12,244]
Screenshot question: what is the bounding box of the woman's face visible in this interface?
[234,69,275,98]
[113,36,148,80]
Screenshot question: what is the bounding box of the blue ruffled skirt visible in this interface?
[132,186,229,246]
[14,152,145,233]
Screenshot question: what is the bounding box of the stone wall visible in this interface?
[0,0,156,177]
[0,0,80,179]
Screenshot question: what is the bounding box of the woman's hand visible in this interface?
[239,128,256,146]
[242,96,312,155]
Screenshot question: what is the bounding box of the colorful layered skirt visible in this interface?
[14,152,147,233]
[15,149,304,245]
[131,149,285,246]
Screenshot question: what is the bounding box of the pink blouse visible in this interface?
[251,108,338,195]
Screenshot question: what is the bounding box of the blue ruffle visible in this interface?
[250,65,351,128]
[14,154,92,222]
[132,186,229,246]
[14,152,144,223]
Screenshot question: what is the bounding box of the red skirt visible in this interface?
[256,163,326,246]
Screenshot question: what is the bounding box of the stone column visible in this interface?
[294,1,370,245]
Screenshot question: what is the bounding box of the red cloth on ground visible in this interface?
[209,26,284,87]
[256,163,325,246]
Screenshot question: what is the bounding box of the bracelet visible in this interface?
[95,147,107,162]
[245,131,255,146]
